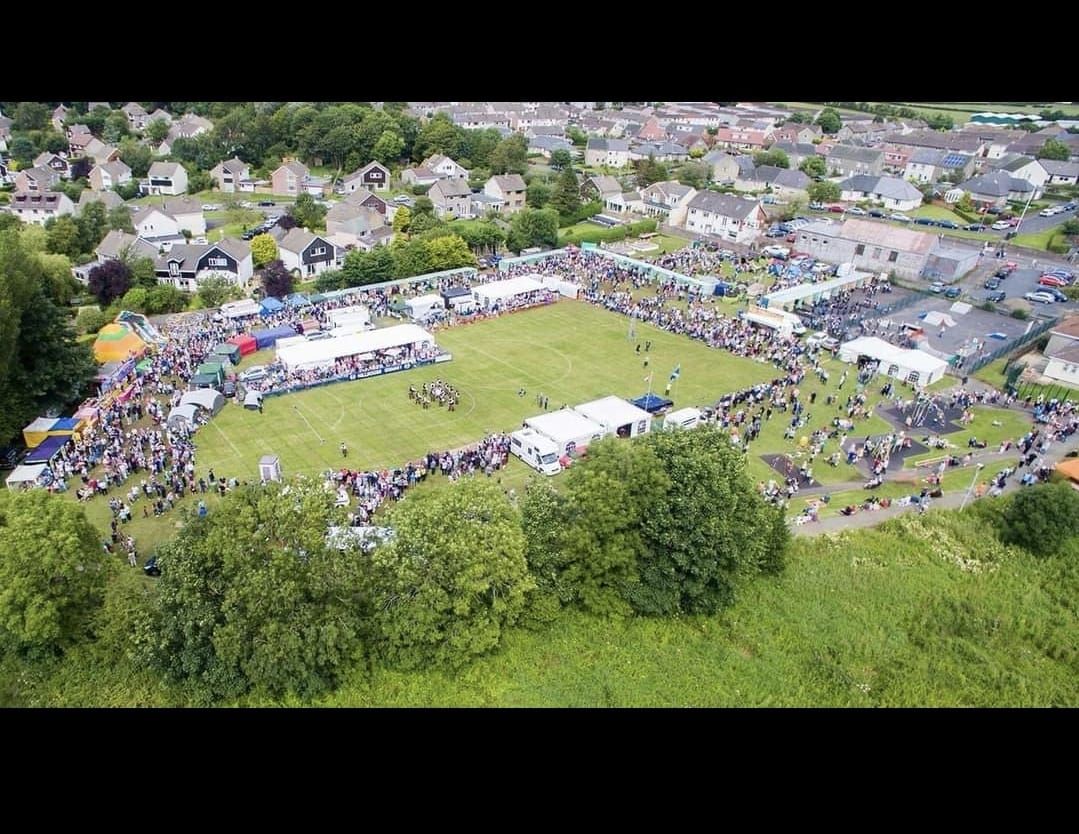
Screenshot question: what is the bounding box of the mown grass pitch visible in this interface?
[195,300,779,480]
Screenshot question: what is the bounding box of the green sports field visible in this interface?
[194,301,779,481]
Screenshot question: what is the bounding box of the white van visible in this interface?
[510,429,562,476]
[663,407,702,431]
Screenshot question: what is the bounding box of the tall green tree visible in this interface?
[550,148,573,170]
[674,161,709,189]
[807,180,841,203]
[1037,138,1070,161]
[0,491,111,657]
[197,275,242,308]
[519,478,574,623]
[999,482,1079,557]
[558,438,670,616]
[753,149,790,169]
[392,205,412,235]
[551,166,582,219]
[424,234,476,270]
[799,155,827,178]
[526,179,552,209]
[146,117,170,145]
[634,154,668,188]
[630,427,786,616]
[76,200,109,254]
[153,480,368,699]
[45,215,83,259]
[288,193,327,230]
[414,113,465,161]
[816,107,842,134]
[108,205,136,233]
[487,134,529,175]
[371,129,405,164]
[506,207,559,253]
[13,102,50,131]
[369,478,534,669]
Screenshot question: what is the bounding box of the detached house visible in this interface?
[429,178,475,219]
[400,166,441,187]
[96,230,158,263]
[122,102,149,131]
[154,239,253,291]
[89,160,133,191]
[1041,159,1079,186]
[33,152,70,179]
[638,181,697,225]
[159,197,206,236]
[680,192,767,243]
[484,174,527,214]
[580,175,623,202]
[278,228,339,277]
[420,154,470,181]
[210,158,251,193]
[703,150,740,184]
[131,206,184,249]
[344,187,390,217]
[146,162,189,195]
[987,155,1049,191]
[8,191,75,225]
[326,202,388,241]
[77,189,125,215]
[14,166,60,193]
[903,149,976,184]
[584,138,631,168]
[270,160,310,196]
[956,171,1037,208]
[340,161,391,194]
[839,175,923,211]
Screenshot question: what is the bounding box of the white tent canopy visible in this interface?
[327,305,370,328]
[276,324,435,371]
[179,389,225,415]
[167,403,200,428]
[539,275,580,299]
[524,409,607,453]
[762,270,872,310]
[220,299,262,319]
[923,311,956,328]
[573,395,653,438]
[473,275,545,307]
[6,463,48,490]
[405,294,445,320]
[838,336,948,385]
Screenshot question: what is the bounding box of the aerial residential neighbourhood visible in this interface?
[1,100,1078,709]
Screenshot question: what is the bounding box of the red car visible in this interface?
[827,204,845,213]
[1039,275,1068,288]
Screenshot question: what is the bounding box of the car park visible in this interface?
[845,206,867,216]
[1025,291,1056,304]
[986,290,1007,303]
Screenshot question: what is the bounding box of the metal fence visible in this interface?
[966,315,1059,373]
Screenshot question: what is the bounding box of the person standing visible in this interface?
[340,442,348,459]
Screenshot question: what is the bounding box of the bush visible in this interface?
[1011,308,1030,320]
[411,184,431,196]
[560,218,657,247]
[999,482,1079,557]
[75,306,109,335]
[1047,235,1071,255]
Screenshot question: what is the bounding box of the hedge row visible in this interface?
[560,218,658,246]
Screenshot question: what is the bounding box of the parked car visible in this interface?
[1039,275,1068,288]
[944,286,962,299]
[1062,202,1077,212]
[991,220,1011,230]
[984,277,1002,290]
[808,201,825,210]
[914,217,936,226]
[890,213,912,222]
[201,203,221,211]
[1038,207,1057,218]
[1025,291,1057,304]
[765,226,786,238]
[986,290,1007,303]
[965,223,988,231]
[929,282,946,294]
[258,200,276,207]
[868,209,886,218]
[1042,287,1068,302]
[846,206,867,216]
[827,204,845,213]
[938,220,959,229]
[239,366,267,383]
[392,194,412,203]
[222,380,237,398]
[1043,269,1074,281]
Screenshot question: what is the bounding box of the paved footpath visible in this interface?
[793,425,1079,537]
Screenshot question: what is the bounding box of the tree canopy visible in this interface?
[369,478,533,669]
[153,480,367,699]
[999,482,1079,557]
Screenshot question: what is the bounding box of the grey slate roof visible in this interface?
[686,191,761,220]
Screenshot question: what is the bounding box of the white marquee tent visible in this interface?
[6,463,48,490]
[573,396,653,439]
[405,294,446,321]
[220,299,262,319]
[179,389,226,415]
[838,336,948,386]
[524,409,607,454]
[276,324,435,371]
[473,275,545,308]
[538,274,580,299]
[327,306,371,329]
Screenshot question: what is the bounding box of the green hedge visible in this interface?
[1047,234,1071,255]
[559,218,658,247]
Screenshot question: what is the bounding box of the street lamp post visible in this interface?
[960,462,986,511]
